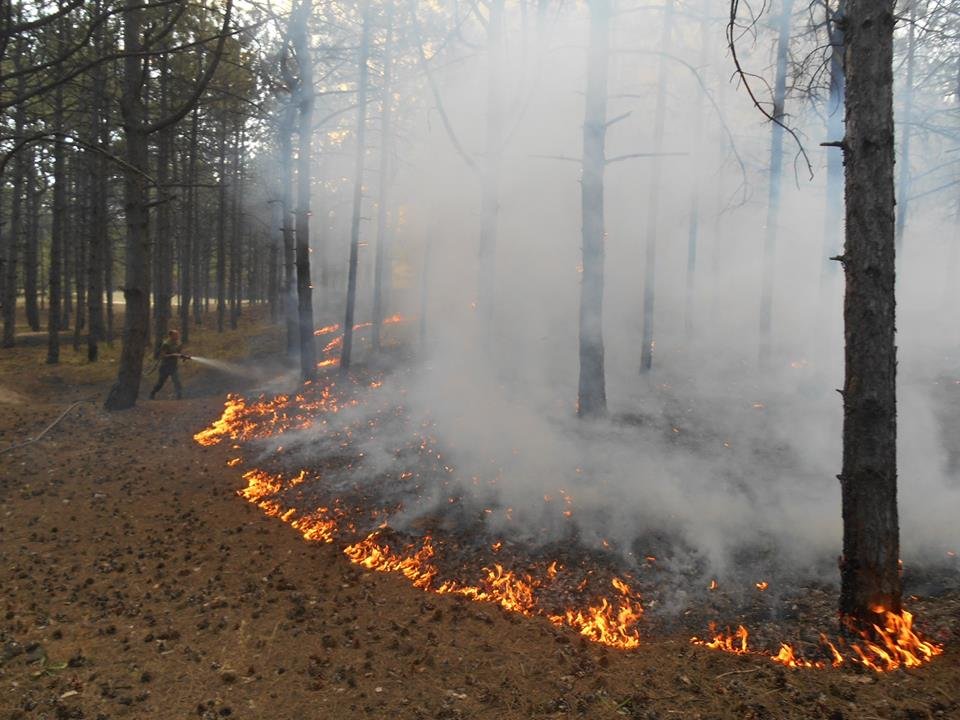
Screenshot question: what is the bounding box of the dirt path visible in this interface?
[1,372,958,720]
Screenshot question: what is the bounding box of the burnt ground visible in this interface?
[1,317,959,720]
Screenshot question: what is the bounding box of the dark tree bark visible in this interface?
[87,7,108,362]
[340,0,371,374]
[292,0,317,381]
[180,107,199,344]
[216,114,228,333]
[105,4,151,409]
[577,0,610,418]
[24,149,41,332]
[3,23,27,348]
[838,0,901,627]
[153,55,174,347]
[278,101,298,355]
[47,83,66,365]
[371,1,394,352]
[757,0,794,368]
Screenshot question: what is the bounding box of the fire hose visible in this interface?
[0,397,97,456]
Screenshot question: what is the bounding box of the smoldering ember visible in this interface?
[1,1,958,719]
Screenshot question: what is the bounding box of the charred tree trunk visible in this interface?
[639,0,673,373]
[340,1,371,374]
[757,0,794,368]
[292,0,317,381]
[371,2,394,352]
[838,0,901,627]
[577,0,610,417]
[476,0,504,328]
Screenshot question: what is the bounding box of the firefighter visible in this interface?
[150,329,190,399]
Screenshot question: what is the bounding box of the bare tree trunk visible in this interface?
[229,123,241,329]
[838,0,901,627]
[3,24,26,348]
[639,0,674,373]
[757,0,794,368]
[105,4,152,410]
[180,107,199,343]
[819,0,845,320]
[24,150,40,332]
[893,0,916,254]
[293,0,317,381]
[577,0,610,417]
[216,114,228,333]
[278,101,298,356]
[476,0,504,328]
[87,7,108,362]
[47,83,66,365]
[371,2,394,352]
[72,170,87,353]
[340,0,371,374]
[153,55,173,347]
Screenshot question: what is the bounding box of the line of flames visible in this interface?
[233,463,643,648]
[194,350,943,668]
[691,612,942,672]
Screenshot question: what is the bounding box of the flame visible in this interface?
[693,608,942,672]
[756,581,769,592]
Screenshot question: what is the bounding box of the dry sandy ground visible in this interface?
[1,356,959,720]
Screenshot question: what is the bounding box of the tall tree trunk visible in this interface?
[268,189,280,323]
[340,1,371,374]
[105,4,152,410]
[72,168,87,353]
[371,2,394,352]
[683,0,710,339]
[87,7,108,362]
[639,0,674,373]
[216,114,228,332]
[154,55,173,347]
[757,0,794,368]
[181,107,199,343]
[893,0,916,254]
[47,84,66,365]
[577,0,610,417]
[838,0,901,627]
[24,149,40,332]
[476,0,504,327]
[229,123,244,329]
[293,0,317,380]
[3,38,26,347]
[279,101,298,355]
[820,0,846,292]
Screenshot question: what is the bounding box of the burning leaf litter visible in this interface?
[193,319,944,668]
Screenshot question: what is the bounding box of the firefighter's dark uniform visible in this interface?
[150,338,183,399]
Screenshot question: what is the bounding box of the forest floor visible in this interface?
[1,308,958,720]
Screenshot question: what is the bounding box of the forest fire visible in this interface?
[691,607,942,671]
[192,314,943,666]
[194,367,647,650]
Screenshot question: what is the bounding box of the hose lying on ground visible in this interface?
[0,397,97,456]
